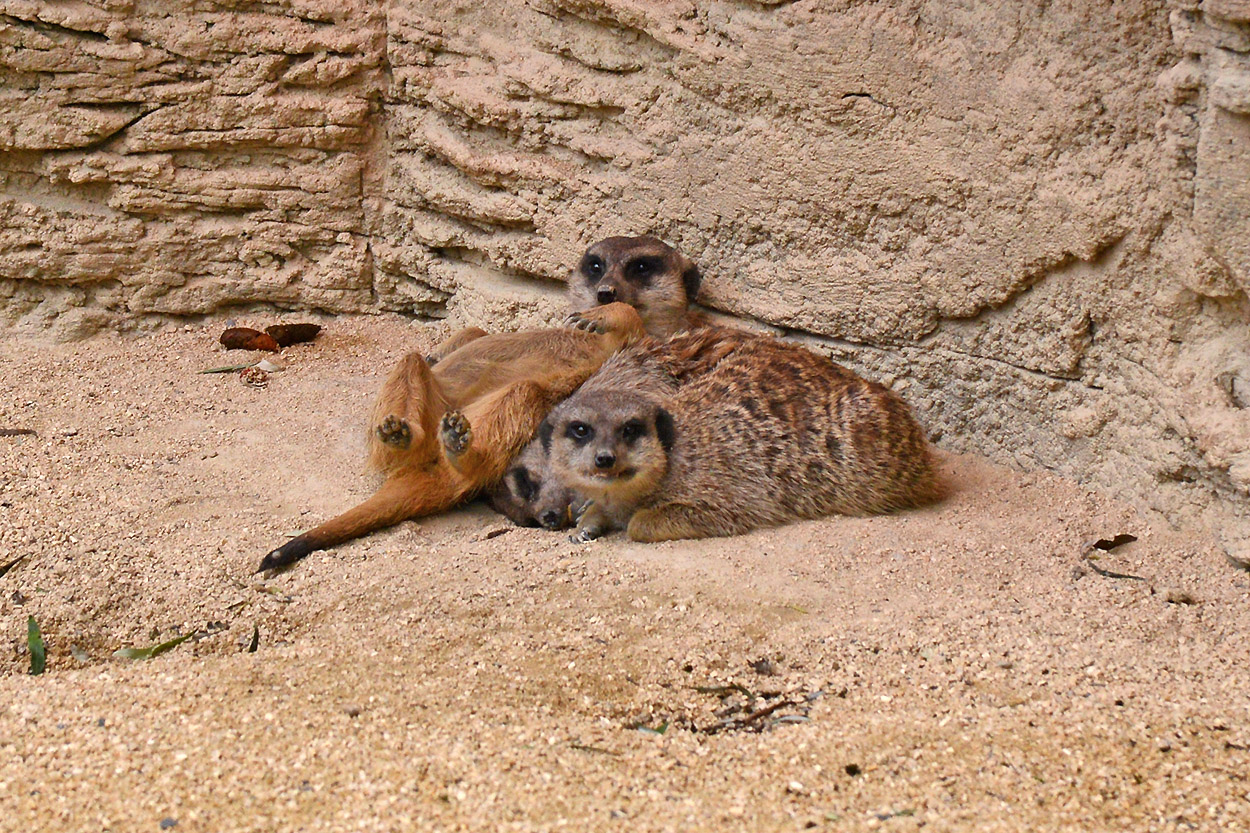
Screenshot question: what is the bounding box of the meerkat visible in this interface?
[485,437,586,530]
[567,235,711,338]
[488,326,759,528]
[543,334,942,542]
[257,303,646,571]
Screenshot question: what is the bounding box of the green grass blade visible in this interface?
[113,632,194,661]
[27,617,46,675]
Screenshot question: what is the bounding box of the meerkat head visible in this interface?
[568,236,702,338]
[542,389,676,505]
[487,438,582,530]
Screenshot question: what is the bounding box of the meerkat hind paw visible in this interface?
[376,415,413,449]
[439,410,472,455]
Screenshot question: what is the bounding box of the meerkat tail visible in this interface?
[256,468,465,572]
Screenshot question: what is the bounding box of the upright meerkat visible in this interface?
[543,334,942,542]
[567,236,710,338]
[257,303,646,571]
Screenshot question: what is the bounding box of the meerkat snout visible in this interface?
[596,285,617,304]
[594,450,616,469]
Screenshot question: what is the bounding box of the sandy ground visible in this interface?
[1,315,1248,833]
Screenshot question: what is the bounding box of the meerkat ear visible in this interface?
[654,408,676,452]
[538,419,554,452]
[679,256,702,302]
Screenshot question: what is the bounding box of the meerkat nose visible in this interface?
[594,451,616,469]
[596,285,616,304]
[539,510,562,529]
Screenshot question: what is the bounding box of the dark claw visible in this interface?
[563,313,605,334]
[572,499,594,525]
[569,526,599,544]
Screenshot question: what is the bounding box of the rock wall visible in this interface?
[1,0,1247,558]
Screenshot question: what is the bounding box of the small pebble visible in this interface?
[239,367,269,388]
[1163,588,1197,605]
[751,658,779,676]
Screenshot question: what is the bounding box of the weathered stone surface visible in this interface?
[0,0,385,326]
[0,0,1247,553]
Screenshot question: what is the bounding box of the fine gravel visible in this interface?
[2,316,1248,832]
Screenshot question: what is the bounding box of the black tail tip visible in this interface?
[256,536,318,573]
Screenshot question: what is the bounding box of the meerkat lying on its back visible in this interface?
[257,303,646,571]
[567,236,710,338]
[544,335,942,542]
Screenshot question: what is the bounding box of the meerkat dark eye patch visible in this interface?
[566,421,595,445]
[654,408,676,451]
[624,256,662,287]
[511,466,539,502]
[620,418,647,444]
[580,255,605,283]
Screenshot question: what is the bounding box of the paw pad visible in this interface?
[376,415,412,449]
[440,411,472,455]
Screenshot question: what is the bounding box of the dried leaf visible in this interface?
[199,363,254,374]
[220,328,280,352]
[265,323,321,347]
[0,553,27,579]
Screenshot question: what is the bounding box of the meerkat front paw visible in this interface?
[440,410,472,457]
[376,415,413,449]
[572,498,595,525]
[569,500,608,542]
[563,311,606,334]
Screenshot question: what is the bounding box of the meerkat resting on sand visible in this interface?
[541,333,941,542]
[487,326,758,529]
[566,235,711,339]
[257,302,646,571]
[485,438,585,531]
